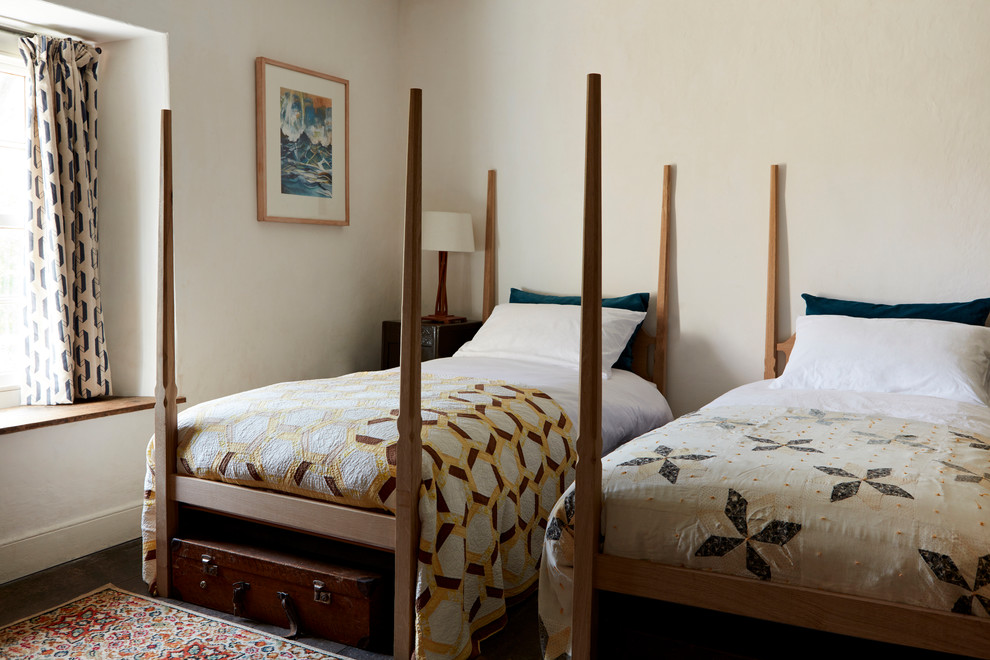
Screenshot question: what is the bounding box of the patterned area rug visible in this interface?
[0,585,347,659]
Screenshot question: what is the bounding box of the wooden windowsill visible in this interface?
[0,395,187,436]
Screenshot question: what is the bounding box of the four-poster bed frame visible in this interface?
[571,147,990,657]
[155,94,440,657]
[154,80,671,658]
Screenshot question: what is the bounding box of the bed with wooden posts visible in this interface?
[148,85,674,660]
[540,127,990,658]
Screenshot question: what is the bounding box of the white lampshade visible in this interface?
[422,212,474,253]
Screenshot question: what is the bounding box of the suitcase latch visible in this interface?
[313,580,333,604]
[201,554,217,576]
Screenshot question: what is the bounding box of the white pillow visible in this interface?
[453,303,646,378]
[770,315,990,406]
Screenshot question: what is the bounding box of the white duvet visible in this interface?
[422,356,673,455]
[714,380,990,432]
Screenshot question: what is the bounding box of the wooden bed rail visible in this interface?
[764,164,795,378]
[573,72,603,660]
[155,109,178,598]
[394,87,423,660]
[655,164,671,395]
[483,169,497,321]
[594,554,990,659]
[764,164,780,379]
[618,166,671,389]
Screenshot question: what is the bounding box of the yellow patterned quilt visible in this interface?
[141,371,573,660]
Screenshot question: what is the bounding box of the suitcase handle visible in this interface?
[232,581,250,617]
[277,591,301,639]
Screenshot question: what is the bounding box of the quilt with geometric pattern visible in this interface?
[539,405,990,659]
[140,371,575,660]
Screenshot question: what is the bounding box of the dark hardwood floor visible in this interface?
[0,539,541,659]
[0,540,969,659]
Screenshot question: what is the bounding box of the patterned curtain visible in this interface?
[19,36,111,404]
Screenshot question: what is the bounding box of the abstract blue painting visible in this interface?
[280,87,332,198]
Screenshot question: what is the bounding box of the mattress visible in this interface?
[539,382,990,658]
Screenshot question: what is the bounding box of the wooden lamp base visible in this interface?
[423,251,466,324]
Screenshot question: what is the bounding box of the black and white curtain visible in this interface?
[20,36,111,404]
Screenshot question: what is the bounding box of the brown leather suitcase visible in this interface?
[171,536,390,650]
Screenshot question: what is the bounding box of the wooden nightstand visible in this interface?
[380,320,483,370]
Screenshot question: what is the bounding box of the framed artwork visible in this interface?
[255,57,349,226]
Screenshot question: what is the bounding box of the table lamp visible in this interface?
[422,211,474,323]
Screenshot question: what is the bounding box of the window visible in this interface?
[0,57,27,406]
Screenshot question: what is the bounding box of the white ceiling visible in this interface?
[0,0,157,43]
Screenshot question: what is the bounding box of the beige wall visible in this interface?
[1,0,404,582]
[98,32,169,397]
[84,0,406,404]
[399,0,990,416]
[5,0,990,582]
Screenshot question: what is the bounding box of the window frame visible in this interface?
[0,56,28,403]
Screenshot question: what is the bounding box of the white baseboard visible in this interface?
[0,504,142,584]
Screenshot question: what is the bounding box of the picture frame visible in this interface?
[255,57,349,226]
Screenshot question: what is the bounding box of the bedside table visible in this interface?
[380,320,483,370]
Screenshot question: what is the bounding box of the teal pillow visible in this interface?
[509,288,649,371]
[802,293,990,326]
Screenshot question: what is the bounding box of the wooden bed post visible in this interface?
[483,169,497,321]
[154,109,178,597]
[763,164,780,379]
[573,72,603,660]
[654,164,671,394]
[394,88,423,660]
